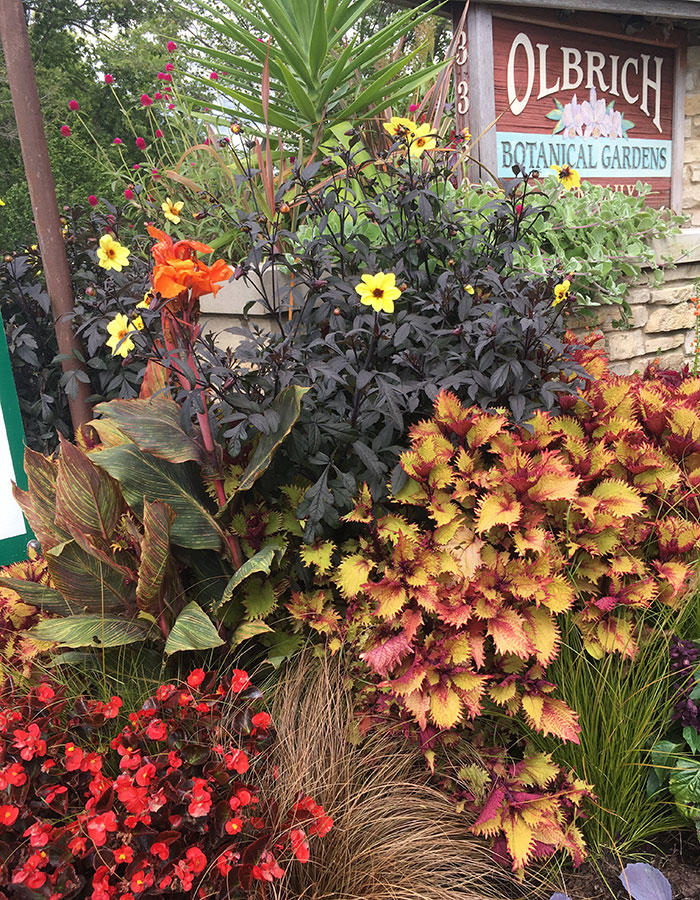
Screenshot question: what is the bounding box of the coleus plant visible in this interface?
[274,354,700,869]
[0,669,331,898]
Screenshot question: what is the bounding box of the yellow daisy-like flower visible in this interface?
[551,164,581,191]
[355,272,402,314]
[137,292,153,309]
[553,279,571,306]
[97,234,130,272]
[106,312,138,357]
[132,315,144,331]
[162,197,184,224]
[383,116,416,140]
[465,284,475,295]
[408,122,437,158]
[0,198,5,207]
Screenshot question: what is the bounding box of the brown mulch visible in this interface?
[551,834,700,899]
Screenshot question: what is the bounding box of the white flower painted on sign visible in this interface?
[580,88,611,138]
[560,94,583,138]
[546,87,634,139]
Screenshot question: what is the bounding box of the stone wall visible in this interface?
[586,231,700,375]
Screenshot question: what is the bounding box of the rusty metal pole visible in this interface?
[0,0,93,430]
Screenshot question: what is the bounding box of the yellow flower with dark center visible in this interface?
[132,315,144,331]
[551,164,581,191]
[553,279,571,306]
[97,234,130,272]
[162,197,184,224]
[409,123,437,158]
[383,116,416,140]
[137,292,153,309]
[106,312,138,357]
[355,272,402,314]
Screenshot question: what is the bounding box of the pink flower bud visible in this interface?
[113,138,123,144]
[133,164,141,170]
[60,125,71,136]
[168,104,175,110]
[152,169,160,179]
[88,195,98,207]
[68,99,79,111]
[165,62,174,72]
[154,92,163,100]
[104,74,114,85]
[167,40,177,53]
[124,188,135,200]
[210,71,218,80]
[409,104,419,112]
[135,137,146,150]
[141,94,153,107]
[162,73,172,83]
[155,129,163,138]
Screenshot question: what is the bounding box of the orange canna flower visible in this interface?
[147,225,232,299]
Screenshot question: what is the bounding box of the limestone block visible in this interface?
[692,118,700,139]
[655,348,687,370]
[627,304,649,328]
[626,287,651,304]
[606,329,645,360]
[688,164,700,184]
[645,300,695,332]
[688,95,700,118]
[684,140,700,163]
[687,118,693,139]
[644,332,686,353]
[607,360,631,376]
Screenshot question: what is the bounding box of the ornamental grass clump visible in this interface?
[262,654,516,900]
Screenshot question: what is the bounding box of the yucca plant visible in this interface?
[180,0,449,149]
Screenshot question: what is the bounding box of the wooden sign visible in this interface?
[0,313,32,566]
[493,17,675,204]
[451,4,687,211]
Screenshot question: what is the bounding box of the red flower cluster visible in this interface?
[0,672,331,899]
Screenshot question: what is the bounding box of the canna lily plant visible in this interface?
[0,231,307,659]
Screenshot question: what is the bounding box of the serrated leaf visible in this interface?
[164,601,224,654]
[592,479,645,518]
[475,494,522,533]
[299,540,335,574]
[90,444,222,550]
[29,615,151,648]
[243,578,277,619]
[335,553,373,599]
[238,386,309,492]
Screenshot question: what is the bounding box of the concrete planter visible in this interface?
[199,269,307,350]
